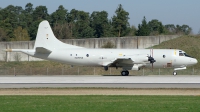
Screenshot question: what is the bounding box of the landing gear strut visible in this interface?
[173,71,177,76]
[121,70,129,76]
[104,66,108,71]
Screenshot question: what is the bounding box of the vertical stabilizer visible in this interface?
[34,20,82,50]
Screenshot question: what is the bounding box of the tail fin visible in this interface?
[34,20,82,50]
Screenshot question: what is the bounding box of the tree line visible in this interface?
[0,3,192,41]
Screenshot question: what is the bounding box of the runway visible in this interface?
[0,75,200,88]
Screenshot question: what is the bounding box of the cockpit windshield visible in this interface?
[179,51,192,57]
[184,53,191,57]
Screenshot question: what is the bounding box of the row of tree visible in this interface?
[136,17,192,36]
[0,3,192,41]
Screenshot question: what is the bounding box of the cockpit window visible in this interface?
[184,53,191,57]
[179,50,192,57]
[179,53,184,56]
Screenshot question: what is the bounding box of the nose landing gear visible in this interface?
[173,71,177,76]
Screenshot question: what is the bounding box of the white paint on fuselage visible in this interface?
[30,48,196,69]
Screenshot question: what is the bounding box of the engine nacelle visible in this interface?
[131,66,140,70]
[123,64,143,71]
[131,54,149,64]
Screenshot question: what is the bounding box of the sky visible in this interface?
[0,0,200,34]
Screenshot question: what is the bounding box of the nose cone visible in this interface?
[190,58,198,65]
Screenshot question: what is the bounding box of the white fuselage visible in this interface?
[25,48,197,70]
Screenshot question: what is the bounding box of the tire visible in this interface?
[121,71,126,76]
[173,71,177,76]
[121,71,129,76]
[125,71,129,76]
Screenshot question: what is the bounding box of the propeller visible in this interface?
[148,49,156,71]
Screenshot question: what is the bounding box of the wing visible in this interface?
[109,58,135,67]
[35,47,52,54]
[104,54,153,70]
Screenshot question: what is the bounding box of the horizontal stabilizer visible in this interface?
[36,47,52,54]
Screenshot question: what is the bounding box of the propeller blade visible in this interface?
[150,49,151,57]
[148,49,156,72]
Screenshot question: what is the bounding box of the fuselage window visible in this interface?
[86,54,89,57]
[163,55,166,58]
[76,54,77,56]
[70,54,72,56]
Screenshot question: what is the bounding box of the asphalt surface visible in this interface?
[0,75,200,88]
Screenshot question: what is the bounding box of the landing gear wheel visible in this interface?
[121,71,126,76]
[125,71,129,76]
[173,71,177,76]
[104,66,108,71]
[121,70,129,76]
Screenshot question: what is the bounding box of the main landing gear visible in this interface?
[121,70,129,76]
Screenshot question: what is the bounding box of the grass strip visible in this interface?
[0,95,199,112]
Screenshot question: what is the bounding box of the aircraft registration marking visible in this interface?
[99,57,107,59]
[75,57,83,59]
